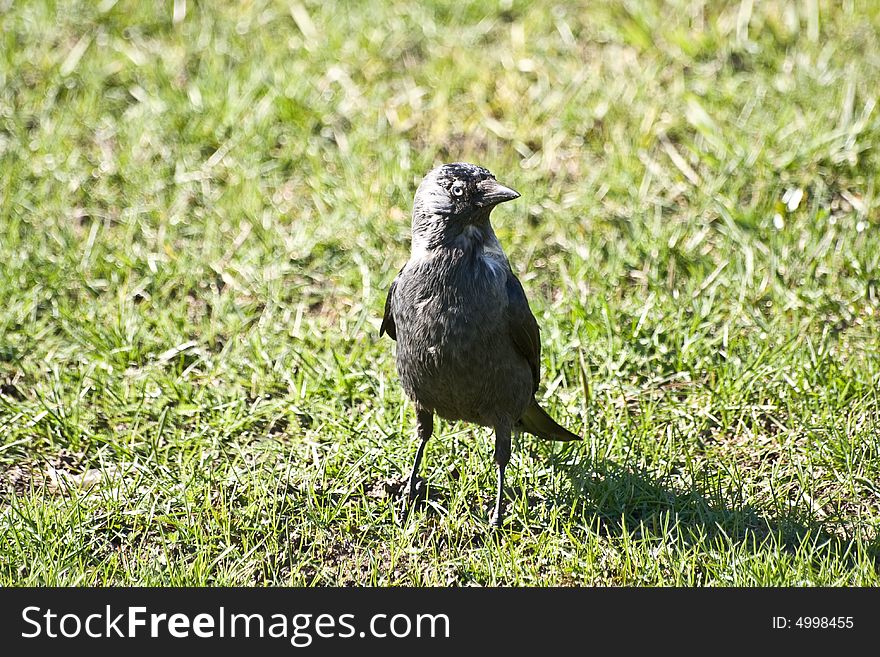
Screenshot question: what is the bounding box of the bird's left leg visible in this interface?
[490,424,512,528]
[397,407,433,524]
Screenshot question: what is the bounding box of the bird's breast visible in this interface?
[390,247,533,424]
[395,248,508,331]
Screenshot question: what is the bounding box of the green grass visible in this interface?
[1,0,879,585]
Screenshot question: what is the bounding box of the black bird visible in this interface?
[380,162,580,527]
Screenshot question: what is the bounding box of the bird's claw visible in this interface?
[395,477,426,525]
[406,476,426,501]
[489,509,504,529]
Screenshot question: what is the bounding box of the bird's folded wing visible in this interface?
[379,272,400,340]
[505,271,541,393]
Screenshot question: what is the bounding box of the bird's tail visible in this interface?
[517,399,581,442]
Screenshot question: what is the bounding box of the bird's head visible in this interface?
[410,162,519,250]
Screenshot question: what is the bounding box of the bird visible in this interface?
[380,162,580,528]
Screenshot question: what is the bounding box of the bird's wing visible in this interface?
[505,271,540,393]
[379,269,402,340]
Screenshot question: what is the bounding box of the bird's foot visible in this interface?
[406,476,426,502]
[489,507,505,530]
[395,499,412,525]
[395,477,427,525]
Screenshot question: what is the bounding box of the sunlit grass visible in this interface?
[1,0,879,585]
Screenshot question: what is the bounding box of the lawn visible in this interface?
[1,0,879,585]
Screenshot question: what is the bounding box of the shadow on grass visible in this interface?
[547,452,880,568]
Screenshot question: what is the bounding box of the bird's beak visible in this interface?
[476,178,520,207]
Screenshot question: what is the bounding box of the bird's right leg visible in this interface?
[406,407,433,500]
[490,425,512,528]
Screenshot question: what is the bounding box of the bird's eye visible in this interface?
[451,183,465,197]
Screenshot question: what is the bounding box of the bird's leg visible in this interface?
[406,407,433,500]
[490,426,512,528]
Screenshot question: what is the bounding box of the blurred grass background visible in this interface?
[1,0,879,584]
